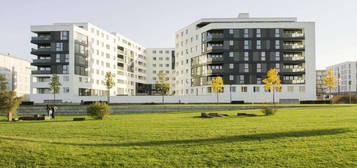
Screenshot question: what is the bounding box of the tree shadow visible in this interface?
[0,128,350,147]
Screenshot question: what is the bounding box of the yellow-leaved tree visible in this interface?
[323,69,336,100]
[211,77,224,103]
[263,69,282,107]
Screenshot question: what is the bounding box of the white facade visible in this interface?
[0,53,31,100]
[31,23,147,103]
[145,48,175,94]
[327,61,357,94]
[174,13,316,102]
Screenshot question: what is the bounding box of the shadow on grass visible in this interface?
[0,128,350,147]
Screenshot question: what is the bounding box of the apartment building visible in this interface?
[174,13,316,102]
[0,53,31,100]
[327,61,357,94]
[316,70,327,99]
[144,48,175,95]
[30,23,147,103]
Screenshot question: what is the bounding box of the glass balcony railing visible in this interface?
[32,59,51,63]
[283,67,305,72]
[31,36,51,41]
[283,44,304,49]
[283,32,304,38]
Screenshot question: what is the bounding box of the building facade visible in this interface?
[30,23,148,103]
[0,53,31,100]
[174,13,316,102]
[327,61,357,95]
[316,70,327,99]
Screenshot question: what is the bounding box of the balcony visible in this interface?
[282,67,305,73]
[205,45,224,53]
[206,69,224,75]
[31,36,51,44]
[283,32,304,38]
[32,70,51,74]
[283,54,305,61]
[117,58,124,63]
[283,79,305,84]
[205,33,224,42]
[283,43,304,50]
[31,48,51,55]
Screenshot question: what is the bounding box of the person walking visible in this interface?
[51,105,57,119]
[47,105,52,119]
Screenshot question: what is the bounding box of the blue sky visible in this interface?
[0,0,356,69]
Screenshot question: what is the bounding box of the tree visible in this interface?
[87,102,112,120]
[211,76,224,103]
[263,69,282,107]
[156,72,170,103]
[49,74,61,104]
[324,69,336,100]
[105,72,115,103]
[0,75,22,121]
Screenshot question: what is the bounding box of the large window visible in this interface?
[56,54,61,62]
[60,31,68,40]
[56,43,63,51]
[256,40,261,49]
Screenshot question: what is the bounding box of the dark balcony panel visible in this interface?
[32,70,52,75]
[31,36,51,44]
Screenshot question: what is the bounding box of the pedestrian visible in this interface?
[51,105,57,119]
[47,105,52,119]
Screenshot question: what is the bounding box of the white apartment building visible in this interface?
[145,48,175,95]
[174,13,316,102]
[0,53,31,100]
[316,70,327,99]
[30,23,147,103]
[327,61,357,94]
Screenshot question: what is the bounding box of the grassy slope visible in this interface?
[0,106,357,168]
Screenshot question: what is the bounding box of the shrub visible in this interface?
[261,107,277,116]
[331,94,357,104]
[87,102,112,120]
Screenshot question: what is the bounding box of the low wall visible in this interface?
[17,105,267,116]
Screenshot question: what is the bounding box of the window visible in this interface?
[257,63,262,72]
[299,86,305,92]
[256,29,261,38]
[275,29,280,37]
[253,86,260,92]
[244,29,249,38]
[56,54,61,62]
[244,40,249,49]
[230,86,236,92]
[257,77,262,84]
[152,50,156,54]
[239,75,245,84]
[276,63,280,71]
[229,29,234,34]
[241,86,248,92]
[229,52,234,57]
[153,64,156,67]
[275,40,280,49]
[159,57,163,60]
[56,43,63,51]
[153,57,156,60]
[65,54,69,62]
[275,52,280,61]
[244,64,249,72]
[244,52,249,61]
[288,86,294,92]
[153,70,156,74]
[159,50,163,54]
[229,75,234,80]
[63,87,70,93]
[256,40,261,49]
[60,31,68,40]
[229,40,234,46]
[63,65,68,74]
[229,64,234,69]
[261,52,266,61]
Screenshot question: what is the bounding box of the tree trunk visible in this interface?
[7,112,12,122]
[273,89,276,109]
[162,95,164,104]
[53,93,56,105]
[216,92,219,103]
[107,89,110,104]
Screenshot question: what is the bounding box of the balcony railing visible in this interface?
[32,70,51,74]
[283,67,305,73]
[283,32,304,38]
[32,59,51,63]
[32,48,51,52]
[206,45,224,52]
[31,36,51,41]
[206,34,224,41]
[283,79,305,84]
[283,56,305,61]
[117,58,124,62]
[283,44,304,50]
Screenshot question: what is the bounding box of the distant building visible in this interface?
[0,53,31,100]
[327,61,357,95]
[316,70,327,99]
[175,13,316,102]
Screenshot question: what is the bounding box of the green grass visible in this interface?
[1,105,357,167]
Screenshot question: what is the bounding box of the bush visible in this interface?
[87,102,112,120]
[331,94,357,104]
[261,107,277,116]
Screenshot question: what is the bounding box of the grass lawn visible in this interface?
[0,105,357,167]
